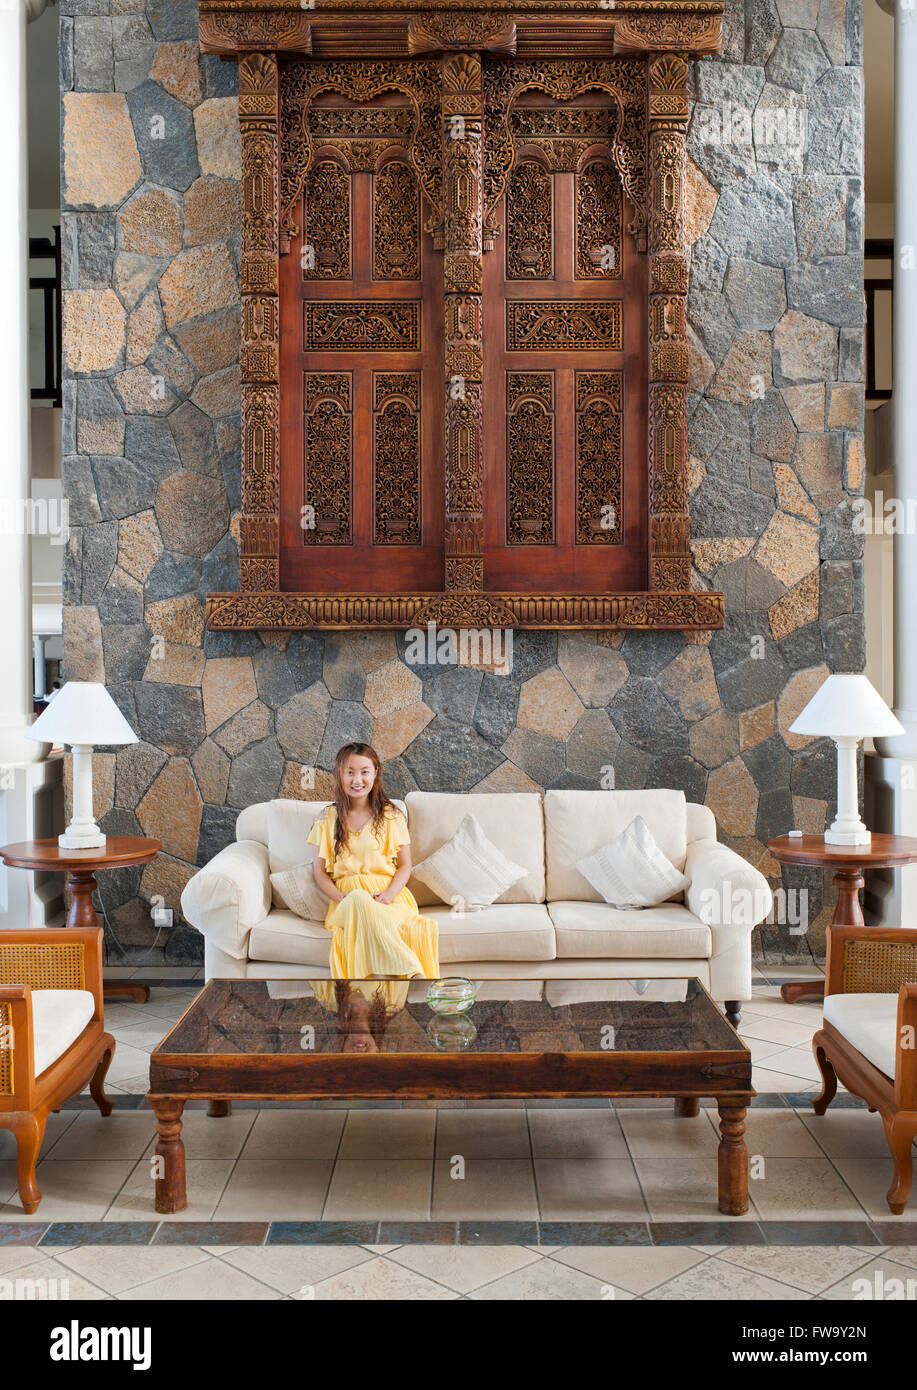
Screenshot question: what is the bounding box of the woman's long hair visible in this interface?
[331,742,394,861]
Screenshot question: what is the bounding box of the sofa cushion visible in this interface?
[576,816,689,908]
[248,910,331,968]
[547,900,711,959]
[270,861,330,920]
[823,992,898,1080]
[266,798,407,875]
[545,789,687,903]
[405,791,545,907]
[423,903,556,963]
[413,814,528,910]
[31,990,95,1076]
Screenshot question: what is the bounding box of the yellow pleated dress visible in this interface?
[307,805,440,980]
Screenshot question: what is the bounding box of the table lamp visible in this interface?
[25,681,138,849]
[789,673,904,846]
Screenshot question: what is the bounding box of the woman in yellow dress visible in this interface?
[308,742,439,981]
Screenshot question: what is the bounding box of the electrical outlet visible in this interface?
[152,907,174,927]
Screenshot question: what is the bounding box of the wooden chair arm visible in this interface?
[0,984,34,1098]
[0,929,103,1020]
[825,925,917,997]
[895,984,917,1108]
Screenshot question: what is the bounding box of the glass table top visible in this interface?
[154,978,745,1058]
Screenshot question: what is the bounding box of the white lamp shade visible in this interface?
[789,673,905,740]
[24,681,138,747]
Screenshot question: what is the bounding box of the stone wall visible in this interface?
[59,0,865,965]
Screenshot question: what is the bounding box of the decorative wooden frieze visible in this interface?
[442,51,485,594]
[200,9,312,54]
[407,12,518,55]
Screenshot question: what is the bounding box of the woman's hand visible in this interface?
[372,888,397,905]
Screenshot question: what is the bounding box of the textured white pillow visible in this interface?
[270,860,330,922]
[412,813,528,910]
[575,816,689,909]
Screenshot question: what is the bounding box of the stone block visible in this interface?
[202,656,257,734]
[155,472,229,556]
[126,80,200,191]
[184,175,241,245]
[707,173,797,268]
[63,289,126,373]
[518,669,584,739]
[138,757,202,860]
[402,715,503,792]
[193,98,241,180]
[112,14,156,91]
[566,709,620,782]
[158,243,238,328]
[316,700,375,770]
[91,455,158,519]
[773,309,838,384]
[724,258,787,330]
[276,683,331,766]
[134,680,205,756]
[62,92,142,208]
[151,40,202,107]
[119,186,182,256]
[191,738,231,805]
[422,666,482,724]
[372,704,436,762]
[500,727,566,787]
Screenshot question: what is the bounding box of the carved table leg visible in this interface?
[64,868,151,1003]
[717,1100,749,1215]
[674,1097,700,1117]
[152,1098,186,1214]
[208,1099,232,1118]
[781,869,864,1004]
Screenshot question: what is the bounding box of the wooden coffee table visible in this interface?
[148,977,753,1217]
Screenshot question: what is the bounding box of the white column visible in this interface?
[875,0,917,758]
[0,0,48,766]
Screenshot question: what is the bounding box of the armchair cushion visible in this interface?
[31,990,95,1077]
[823,992,897,1081]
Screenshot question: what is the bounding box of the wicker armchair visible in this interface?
[812,924,917,1215]
[0,928,115,1213]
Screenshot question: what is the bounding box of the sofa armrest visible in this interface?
[685,839,772,932]
[180,840,271,961]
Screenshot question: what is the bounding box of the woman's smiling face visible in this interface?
[341,754,376,800]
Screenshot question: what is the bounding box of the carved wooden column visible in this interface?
[441,53,486,595]
[646,53,691,592]
[238,52,281,593]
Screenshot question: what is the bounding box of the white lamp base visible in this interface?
[58,827,106,850]
[824,825,872,847]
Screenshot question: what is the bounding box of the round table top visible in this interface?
[0,836,162,871]
[768,832,917,869]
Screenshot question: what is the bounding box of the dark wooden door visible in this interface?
[482,92,648,593]
[279,93,444,594]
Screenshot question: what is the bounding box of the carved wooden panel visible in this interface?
[204,2,725,630]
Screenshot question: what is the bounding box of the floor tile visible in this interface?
[241,1109,345,1161]
[44,1112,157,1162]
[108,1021,172,1053]
[752,1067,817,1093]
[759,1047,824,1083]
[140,1110,256,1161]
[750,1158,866,1221]
[738,1035,789,1065]
[338,1109,435,1160]
[309,1254,457,1299]
[432,1159,538,1221]
[107,1158,234,1222]
[153,1222,267,1245]
[703,1108,824,1158]
[468,1256,615,1300]
[534,1159,647,1221]
[549,1243,706,1295]
[717,1244,877,1295]
[387,1243,541,1294]
[646,1255,811,1301]
[633,1158,760,1221]
[0,1112,77,1163]
[218,1243,373,1294]
[820,1254,917,1300]
[739,1015,818,1047]
[434,1109,531,1159]
[832,1158,914,1221]
[527,1109,627,1160]
[798,1110,894,1158]
[618,1109,718,1158]
[324,1160,432,1221]
[214,1160,333,1222]
[105,1043,154,1087]
[0,1161,136,1223]
[117,1255,281,1300]
[5,1254,109,1300]
[52,1244,210,1295]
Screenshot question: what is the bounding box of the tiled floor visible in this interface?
[3,963,915,1298]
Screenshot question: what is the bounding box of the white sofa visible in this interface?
[181,789,772,1018]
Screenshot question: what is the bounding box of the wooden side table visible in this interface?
[767,833,917,1004]
[0,837,163,1003]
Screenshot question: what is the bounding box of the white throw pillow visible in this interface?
[575,816,689,909]
[412,812,528,910]
[271,860,330,922]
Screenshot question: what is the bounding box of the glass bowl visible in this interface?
[426,1014,478,1051]
[426,977,477,1015]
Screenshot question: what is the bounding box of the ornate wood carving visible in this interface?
[442,51,486,594]
[374,372,422,544]
[507,372,554,545]
[647,50,691,592]
[203,2,724,630]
